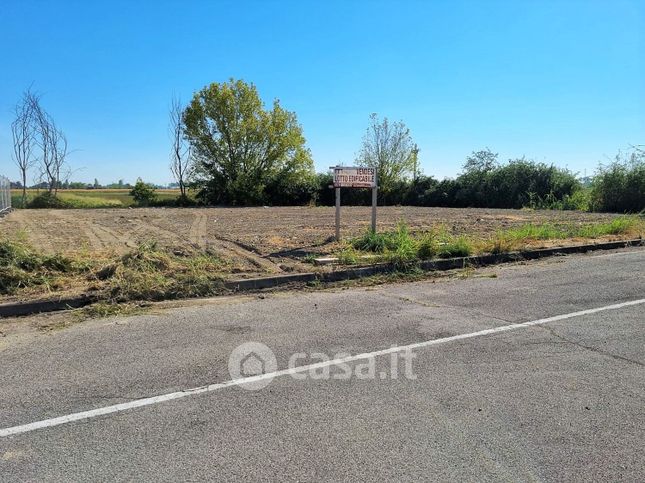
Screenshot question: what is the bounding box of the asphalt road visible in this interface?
[1,248,644,481]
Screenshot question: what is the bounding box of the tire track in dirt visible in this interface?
[187,210,281,272]
[189,211,208,247]
[212,237,282,273]
[133,216,190,247]
[49,211,106,251]
[17,212,56,253]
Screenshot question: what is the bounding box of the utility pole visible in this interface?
[412,144,420,181]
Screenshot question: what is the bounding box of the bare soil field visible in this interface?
[1,206,620,271]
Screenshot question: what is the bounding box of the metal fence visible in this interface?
[0,176,11,214]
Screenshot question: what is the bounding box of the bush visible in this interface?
[130,179,157,206]
[27,192,67,209]
[591,150,645,213]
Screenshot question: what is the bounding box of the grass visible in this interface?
[480,216,644,254]
[11,189,185,208]
[340,216,643,270]
[0,237,228,302]
[2,216,642,306]
[347,223,475,269]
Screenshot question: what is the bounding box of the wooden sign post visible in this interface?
[331,166,378,241]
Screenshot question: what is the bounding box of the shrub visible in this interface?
[130,179,158,206]
[27,192,67,209]
[591,150,645,213]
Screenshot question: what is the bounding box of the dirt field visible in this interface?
[1,207,620,272]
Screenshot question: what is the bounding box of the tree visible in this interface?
[130,178,157,206]
[11,89,38,207]
[356,113,417,197]
[183,79,314,205]
[29,95,69,194]
[462,148,498,174]
[169,96,193,201]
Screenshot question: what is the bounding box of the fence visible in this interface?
[0,176,11,214]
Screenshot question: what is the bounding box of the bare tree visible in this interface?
[30,96,68,194]
[11,89,38,206]
[356,113,417,195]
[169,96,193,200]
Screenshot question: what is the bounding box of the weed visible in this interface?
[417,233,438,259]
[306,278,322,288]
[302,253,318,264]
[351,222,416,254]
[437,236,473,258]
[80,301,145,319]
[0,238,85,294]
[337,247,359,265]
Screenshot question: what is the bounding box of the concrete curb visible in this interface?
[224,238,643,290]
[0,295,97,318]
[1,238,642,318]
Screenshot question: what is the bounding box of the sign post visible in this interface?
[335,185,341,241]
[371,172,377,232]
[331,166,378,241]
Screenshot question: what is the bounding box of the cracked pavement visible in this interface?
[0,248,644,481]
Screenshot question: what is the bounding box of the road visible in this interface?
[0,248,644,481]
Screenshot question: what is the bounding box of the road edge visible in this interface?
[1,238,642,318]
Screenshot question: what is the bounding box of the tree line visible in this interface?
[168,79,643,213]
[8,80,644,212]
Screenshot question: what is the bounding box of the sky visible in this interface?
[0,0,643,185]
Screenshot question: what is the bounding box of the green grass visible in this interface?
[11,189,186,209]
[481,216,643,254]
[437,236,473,258]
[343,223,475,270]
[499,217,643,242]
[341,217,643,269]
[336,247,359,265]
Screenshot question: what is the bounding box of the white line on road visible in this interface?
[2,298,644,438]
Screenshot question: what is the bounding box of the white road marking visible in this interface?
[1,298,644,438]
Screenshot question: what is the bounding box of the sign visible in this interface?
[330,166,378,241]
[333,167,376,189]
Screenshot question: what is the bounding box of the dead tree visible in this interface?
[30,96,68,194]
[11,90,38,206]
[169,96,193,200]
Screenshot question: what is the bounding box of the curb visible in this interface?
[0,295,97,318]
[225,238,643,290]
[1,238,642,318]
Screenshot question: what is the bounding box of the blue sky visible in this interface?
[0,0,643,185]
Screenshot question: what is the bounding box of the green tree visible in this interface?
[591,149,645,212]
[130,178,157,206]
[183,79,314,205]
[356,113,417,198]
